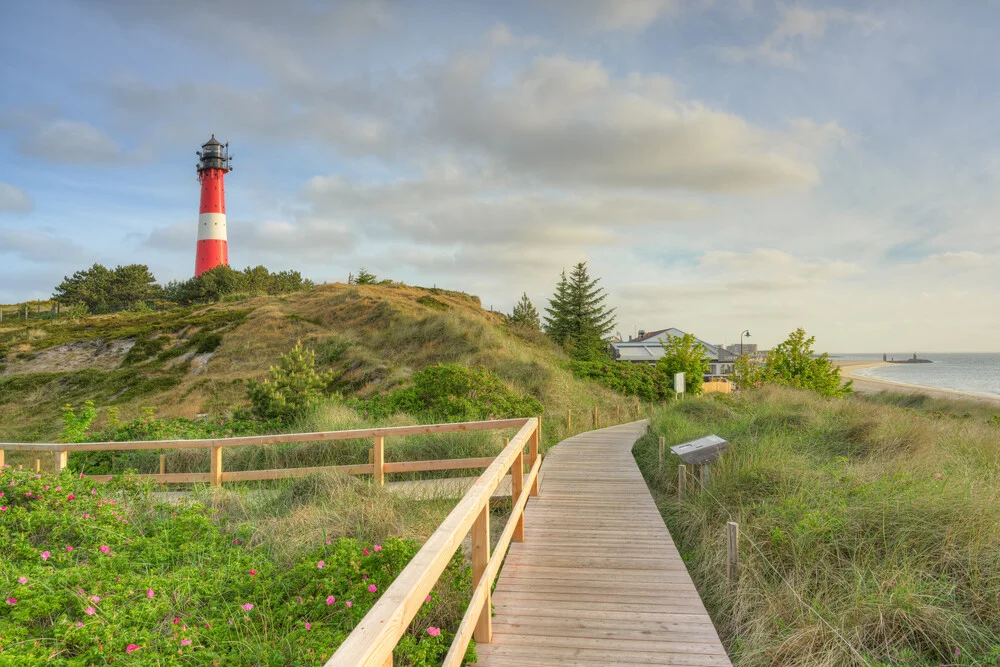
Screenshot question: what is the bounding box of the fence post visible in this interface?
[510,438,524,542]
[566,408,571,431]
[34,458,40,472]
[210,446,223,486]
[159,455,166,475]
[373,436,385,486]
[0,449,4,469]
[658,436,665,468]
[593,406,599,429]
[727,522,739,585]
[616,404,621,422]
[54,450,67,473]
[634,397,640,417]
[472,504,492,643]
[678,464,687,498]
[529,418,540,496]
[700,463,710,488]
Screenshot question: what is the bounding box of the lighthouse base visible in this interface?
[195,239,229,277]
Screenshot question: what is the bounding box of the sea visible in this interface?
[831,353,1000,398]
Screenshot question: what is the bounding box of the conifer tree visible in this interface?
[509,292,541,330]
[543,262,616,360]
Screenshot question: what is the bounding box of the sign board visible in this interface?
[669,434,728,465]
[674,372,686,394]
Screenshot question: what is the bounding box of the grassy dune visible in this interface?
[635,387,1000,666]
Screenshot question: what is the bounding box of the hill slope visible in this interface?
[0,283,621,441]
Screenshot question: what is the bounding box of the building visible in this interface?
[725,343,758,356]
[610,328,738,379]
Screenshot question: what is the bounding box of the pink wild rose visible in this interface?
[66,545,74,552]
[126,644,140,653]
[317,560,325,569]
[242,603,254,611]
[41,551,51,561]
[373,544,382,552]
[345,601,353,608]
[427,626,441,637]
[368,584,377,593]
[100,545,110,553]
[181,639,192,646]
[67,494,75,500]
[248,569,257,576]
[147,589,154,599]
[325,595,336,605]
[85,607,96,616]
[304,621,311,630]
[362,548,370,556]
[5,598,15,605]
[17,577,27,584]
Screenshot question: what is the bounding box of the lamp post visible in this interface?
[740,329,750,356]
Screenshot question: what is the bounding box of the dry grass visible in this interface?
[635,386,1000,666]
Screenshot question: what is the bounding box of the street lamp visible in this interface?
[740,329,750,356]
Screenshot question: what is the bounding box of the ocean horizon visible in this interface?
[831,353,1000,398]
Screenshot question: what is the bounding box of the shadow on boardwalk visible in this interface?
[477,420,733,667]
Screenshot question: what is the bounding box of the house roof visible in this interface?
[611,327,738,362]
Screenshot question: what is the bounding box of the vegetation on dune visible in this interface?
[543,261,616,362]
[0,467,473,665]
[568,360,674,401]
[734,327,851,397]
[634,387,1000,666]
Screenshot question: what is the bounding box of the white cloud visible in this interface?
[0,183,33,213]
[921,251,987,269]
[699,248,863,285]
[18,120,125,164]
[547,0,680,32]
[0,228,88,263]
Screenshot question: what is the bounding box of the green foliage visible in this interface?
[60,401,98,443]
[633,388,1000,665]
[0,468,468,665]
[349,267,379,285]
[417,295,449,311]
[569,361,674,401]
[735,328,851,397]
[656,333,710,395]
[165,265,313,305]
[543,262,616,361]
[508,292,540,331]
[53,263,162,313]
[246,341,337,420]
[353,364,543,422]
[122,335,169,365]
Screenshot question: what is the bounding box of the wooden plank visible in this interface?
[381,456,494,473]
[471,504,492,643]
[510,448,524,542]
[373,436,384,486]
[0,417,530,452]
[221,463,373,482]
[209,446,222,486]
[324,418,538,667]
[54,450,68,473]
[478,420,732,667]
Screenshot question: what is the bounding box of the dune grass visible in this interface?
[634,387,1000,667]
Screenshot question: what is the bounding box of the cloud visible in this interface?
[720,5,882,68]
[17,120,126,164]
[0,183,33,213]
[921,251,987,269]
[0,228,88,263]
[489,23,545,49]
[698,248,863,286]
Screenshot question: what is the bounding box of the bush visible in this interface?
[569,360,673,401]
[656,332,710,395]
[353,364,542,422]
[0,468,470,665]
[165,265,314,305]
[246,341,337,420]
[735,327,851,397]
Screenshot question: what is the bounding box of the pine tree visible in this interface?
[543,262,616,360]
[509,292,541,330]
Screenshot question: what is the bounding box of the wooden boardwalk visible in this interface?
[478,421,732,667]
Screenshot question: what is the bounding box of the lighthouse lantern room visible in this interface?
[194,135,233,277]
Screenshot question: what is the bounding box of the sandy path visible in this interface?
[836,359,1000,405]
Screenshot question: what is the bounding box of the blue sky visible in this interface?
[1,0,998,351]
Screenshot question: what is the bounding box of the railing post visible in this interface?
[210,446,223,486]
[34,458,40,472]
[510,438,524,542]
[373,436,385,486]
[529,418,540,497]
[472,504,492,643]
[0,449,4,469]
[678,464,687,498]
[616,404,621,422]
[593,406,599,428]
[700,462,711,488]
[159,455,166,475]
[54,450,68,473]
[727,522,739,585]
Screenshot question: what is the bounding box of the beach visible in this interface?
[836,360,1000,405]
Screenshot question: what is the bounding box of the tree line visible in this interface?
[52,264,313,314]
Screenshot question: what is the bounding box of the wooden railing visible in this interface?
[326,417,542,667]
[0,418,533,487]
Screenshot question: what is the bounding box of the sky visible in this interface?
[1,0,998,352]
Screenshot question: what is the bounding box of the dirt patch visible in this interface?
[2,338,136,376]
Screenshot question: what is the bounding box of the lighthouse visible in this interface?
[194,135,233,277]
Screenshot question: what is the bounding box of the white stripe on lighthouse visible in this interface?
[198,212,228,241]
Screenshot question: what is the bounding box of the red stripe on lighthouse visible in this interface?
[195,168,229,277]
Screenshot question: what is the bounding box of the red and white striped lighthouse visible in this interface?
[194,135,233,277]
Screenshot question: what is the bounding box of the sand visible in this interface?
[836,359,1000,405]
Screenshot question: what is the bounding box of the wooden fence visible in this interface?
[326,417,541,667]
[0,417,533,487]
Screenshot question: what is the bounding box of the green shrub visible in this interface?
[353,364,542,422]
[569,360,673,401]
[60,401,97,443]
[656,332,710,395]
[246,341,337,420]
[735,327,851,397]
[0,468,470,665]
[189,331,224,354]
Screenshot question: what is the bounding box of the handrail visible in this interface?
[326,417,542,667]
[0,418,532,487]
